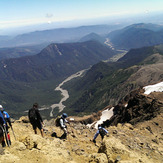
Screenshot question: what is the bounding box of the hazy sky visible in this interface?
[0,0,163,29]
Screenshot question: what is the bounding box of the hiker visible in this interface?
[0,110,6,147]
[93,124,108,143]
[28,103,44,137]
[0,105,11,146]
[0,105,12,130]
[59,113,69,139]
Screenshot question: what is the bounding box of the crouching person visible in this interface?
[93,124,108,144]
[60,113,69,139]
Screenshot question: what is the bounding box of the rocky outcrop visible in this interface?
[89,153,108,163]
[99,136,137,163]
[104,89,163,126]
[99,114,163,163]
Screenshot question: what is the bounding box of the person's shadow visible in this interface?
[51,132,58,138]
[51,132,66,139]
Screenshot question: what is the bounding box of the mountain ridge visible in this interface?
[108,23,163,49]
[0,24,122,48]
[62,44,163,115]
[0,41,114,82]
[0,41,115,115]
[0,43,49,60]
[79,32,105,44]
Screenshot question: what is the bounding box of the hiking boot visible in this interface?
[2,141,6,147]
[60,133,67,139]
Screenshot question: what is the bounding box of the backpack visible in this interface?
[99,127,107,137]
[55,116,62,127]
[28,108,37,122]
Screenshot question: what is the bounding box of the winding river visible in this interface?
[39,69,86,117]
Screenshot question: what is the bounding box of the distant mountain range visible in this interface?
[1,41,163,118]
[0,24,122,48]
[1,23,163,52]
[0,41,114,82]
[0,43,49,60]
[1,23,163,118]
[107,23,163,50]
[79,32,105,44]
[0,41,114,116]
[0,32,106,61]
[0,35,12,41]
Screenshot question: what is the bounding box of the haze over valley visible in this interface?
[0,18,163,117]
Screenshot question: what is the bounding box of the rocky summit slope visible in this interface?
[0,116,162,162]
[0,90,163,163]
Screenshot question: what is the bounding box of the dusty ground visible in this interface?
[0,118,99,163]
[0,112,162,163]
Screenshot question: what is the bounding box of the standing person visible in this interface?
[0,105,12,130]
[93,124,108,143]
[28,103,44,137]
[59,113,69,139]
[0,105,11,146]
[0,110,7,147]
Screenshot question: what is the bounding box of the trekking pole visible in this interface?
[11,126,16,140]
[3,125,10,147]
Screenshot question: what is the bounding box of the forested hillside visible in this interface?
[63,45,163,115]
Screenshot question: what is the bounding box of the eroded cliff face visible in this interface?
[103,89,163,127]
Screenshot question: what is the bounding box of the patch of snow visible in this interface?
[87,107,114,129]
[143,81,163,95]
[69,118,74,121]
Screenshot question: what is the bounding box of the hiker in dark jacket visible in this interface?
[93,124,108,143]
[59,113,69,139]
[28,103,44,137]
[0,105,11,146]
